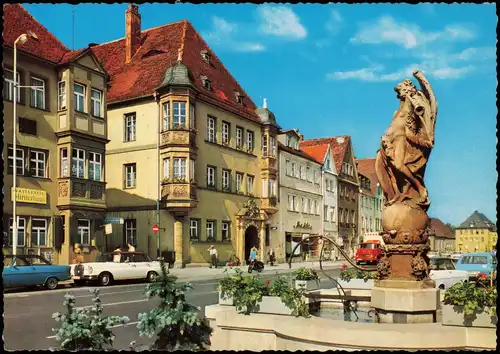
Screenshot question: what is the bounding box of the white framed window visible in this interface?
[269,179,276,197]
[8,147,25,175]
[189,103,195,129]
[60,148,69,177]
[330,207,335,222]
[222,122,230,145]
[124,113,136,141]
[285,160,290,176]
[190,159,195,181]
[262,135,268,156]
[270,136,276,156]
[173,101,186,129]
[236,127,243,147]
[309,199,314,214]
[71,148,85,178]
[30,76,45,109]
[288,195,293,210]
[58,81,66,110]
[222,221,230,241]
[314,200,319,215]
[125,219,137,246]
[236,173,243,193]
[207,166,215,187]
[299,165,304,180]
[302,197,307,213]
[173,158,187,181]
[246,175,254,194]
[90,88,102,117]
[292,195,297,211]
[31,218,47,246]
[190,219,199,241]
[286,135,291,147]
[207,117,216,142]
[206,221,215,241]
[291,162,297,177]
[30,150,46,178]
[74,82,85,112]
[77,219,91,245]
[222,170,230,190]
[88,152,102,181]
[324,206,329,221]
[125,163,137,188]
[247,131,254,151]
[9,217,26,247]
[3,69,20,102]
[162,102,170,130]
[163,159,170,180]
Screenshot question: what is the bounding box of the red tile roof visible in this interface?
[299,143,329,165]
[58,48,89,65]
[3,4,69,63]
[429,218,455,239]
[356,158,379,194]
[278,143,321,165]
[300,136,351,173]
[91,18,260,122]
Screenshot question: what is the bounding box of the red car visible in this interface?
[355,241,382,265]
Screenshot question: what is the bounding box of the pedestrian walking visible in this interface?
[208,245,218,268]
[268,248,276,266]
[113,245,122,263]
[127,243,136,252]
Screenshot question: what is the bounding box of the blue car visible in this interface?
[455,252,497,278]
[3,254,71,290]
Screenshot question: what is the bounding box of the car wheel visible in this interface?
[438,284,445,290]
[45,277,59,290]
[257,267,263,273]
[147,271,158,283]
[99,272,112,286]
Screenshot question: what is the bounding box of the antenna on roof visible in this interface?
[72,6,76,50]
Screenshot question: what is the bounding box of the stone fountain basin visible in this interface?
[205,304,496,351]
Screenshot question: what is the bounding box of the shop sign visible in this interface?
[11,187,47,204]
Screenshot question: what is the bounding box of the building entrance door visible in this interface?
[244,225,259,265]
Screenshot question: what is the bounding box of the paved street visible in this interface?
[4,264,342,350]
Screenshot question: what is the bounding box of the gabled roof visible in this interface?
[91,18,261,123]
[456,211,496,231]
[3,4,69,63]
[278,142,321,165]
[58,48,89,65]
[428,218,455,239]
[299,143,329,165]
[358,173,375,197]
[300,136,351,173]
[356,158,378,194]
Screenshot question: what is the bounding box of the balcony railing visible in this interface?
[260,156,277,170]
[261,196,278,214]
[57,178,106,208]
[161,180,197,209]
[160,129,196,148]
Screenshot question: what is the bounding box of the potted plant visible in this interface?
[257,276,310,317]
[336,264,375,290]
[294,267,320,291]
[442,274,497,328]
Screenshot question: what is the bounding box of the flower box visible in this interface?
[441,304,497,328]
[255,296,292,316]
[336,278,374,290]
[218,291,234,306]
[294,279,320,291]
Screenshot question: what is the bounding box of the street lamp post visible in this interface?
[12,32,37,256]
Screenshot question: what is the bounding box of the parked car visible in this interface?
[70,251,162,286]
[429,257,470,290]
[355,240,383,265]
[3,254,71,290]
[455,252,497,279]
[449,252,462,260]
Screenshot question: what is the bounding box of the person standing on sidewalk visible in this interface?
[268,248,276,266]
[208,245,218,268]
[249,246,258,264]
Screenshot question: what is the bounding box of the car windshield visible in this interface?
[430,258,456,270]
[27,256,51,265]
[360,243,378,249]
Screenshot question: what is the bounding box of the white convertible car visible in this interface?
[429,257,470,290]
[70,252,163,286]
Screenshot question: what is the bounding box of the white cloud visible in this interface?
[325,9,343,34]
[350,16,475,49]
[257,6,307,39]
[204,16,265,53]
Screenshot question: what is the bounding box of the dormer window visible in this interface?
[200,75,211,90]
[234,92,244,105]
[201,50,211,64]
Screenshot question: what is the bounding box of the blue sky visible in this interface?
[23,3,497,226]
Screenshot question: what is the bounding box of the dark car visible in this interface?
[3,254,71,290]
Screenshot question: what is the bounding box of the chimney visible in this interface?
[125,4,141,63]
[263,98,268,109]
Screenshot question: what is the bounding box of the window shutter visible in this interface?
[70,215,79,245]
[54,216,65,249]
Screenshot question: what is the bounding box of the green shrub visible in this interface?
[294,267,320,281]
[52,288,129,350]
[444,278,497,317]
[339,264,374,282]
[137,260,212,351]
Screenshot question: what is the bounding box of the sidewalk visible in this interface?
[59,260,344,286]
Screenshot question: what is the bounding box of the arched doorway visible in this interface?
[244,225,259,264]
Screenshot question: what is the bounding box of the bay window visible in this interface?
[90,88,102,117]
[58,81,66,110]
[60,148,69,177]
[189,103,195,129]
[163,159,170,180]
[71,148,85,178]
[262,135,268,156]
[173,158,187,181]
[74,82,85,112]
[270,136,276,156]
[190,159,195,181]
[88,152,102,181]
[173,101,186,129]
[162,102,170,130]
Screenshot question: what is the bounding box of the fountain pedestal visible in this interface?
[371,280,439,323]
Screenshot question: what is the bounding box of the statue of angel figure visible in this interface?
[375,70,437,211]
